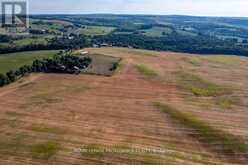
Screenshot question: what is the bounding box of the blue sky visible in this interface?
[28,0,248,17]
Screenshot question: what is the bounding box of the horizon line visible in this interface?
[28,13,248,19]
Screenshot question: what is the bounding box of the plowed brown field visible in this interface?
[0,47,248,165]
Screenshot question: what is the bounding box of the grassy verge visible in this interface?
[112,59,125,74]
[204,55,248,65]
[5,111,27,117]
[154,102,248,158]
[31,124,65,135]
[31,141,60,160]
[80,144,162,164]
[135,64,158,77]
[25,83,89,109]
[0,133,28,156]
[182,56,202,67]
[218,98,234,109]
[176,71,225,96]
[216,97,241,110]
[80,143,214,164]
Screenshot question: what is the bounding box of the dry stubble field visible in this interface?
[0,47,248,165]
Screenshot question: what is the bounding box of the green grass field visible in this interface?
[13,38,48,47]
[140,26,197,37]
[30,19,67,34]
[0,50,59,74]
[77,26,115,36]
[176,30,198,37]
[0,38,48,49]
[141,26,173,37]
[135,64,158,77]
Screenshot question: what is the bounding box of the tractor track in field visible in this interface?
[0,47,247,164]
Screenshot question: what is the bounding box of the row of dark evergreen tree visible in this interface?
[0,53,92,87]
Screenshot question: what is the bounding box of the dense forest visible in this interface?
[94,34,248,55]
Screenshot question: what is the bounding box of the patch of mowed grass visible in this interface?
[191,87,222,97]
[124,48,159,57]
[78,26,115,36]
[154,102,248,157]
[5,111,27,117]
[182,56,202,67]
[80,144,160,164]
[31,124,65,135]
[176,71,225,96]
[26,91,62,109]
[204,55,248,65]
[27,83,89,108]
[2,114,22,128]
[30,94,63,105]
[80,144,105,158]
[63,84,90,93]
[217,97,240,109]
[188,60,201,67]
[218,98,234,109]
[135,64,158,77]
[0,133,28,156]
[31,141,60,160]
[13,37,48,47]
[80,144,139,158]
[141,26,173,37]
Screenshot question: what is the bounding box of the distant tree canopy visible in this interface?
[0,34,12,43]
[32,54,92,73]
[1,24,248,56]
[0,34,91,54]
[0,53,92,87]
[94,34,248,56]
[48,34,91,49]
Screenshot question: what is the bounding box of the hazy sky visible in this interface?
[27,0,248,17]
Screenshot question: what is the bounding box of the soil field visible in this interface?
[0,47,248,164]
[79,53,121,76]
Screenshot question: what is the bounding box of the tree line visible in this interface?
[94,34,248,56]
[0,34,91,54]
[1,31,248,56]
[0,52,92,87]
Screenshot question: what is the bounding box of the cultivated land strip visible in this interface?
[0,47,247,164]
